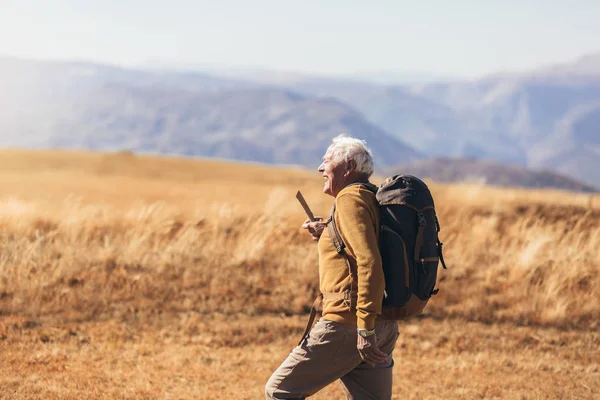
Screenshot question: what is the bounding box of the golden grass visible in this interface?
[0,149,599,399]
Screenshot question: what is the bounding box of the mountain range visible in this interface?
[0,53,598,191]
[388,157,598,193]
[48,84,420,166]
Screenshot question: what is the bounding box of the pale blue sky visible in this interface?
[1,0,599,78]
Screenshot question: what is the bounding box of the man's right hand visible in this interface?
[302,217,325,241]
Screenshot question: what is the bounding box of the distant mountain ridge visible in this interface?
[238,53,600,186]
[46,84,422,167]
[0,53,599,190]
[388,157,597,193]
[0,57,420,167]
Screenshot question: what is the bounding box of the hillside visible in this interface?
[390,157,598,193]
[239,54,600,184]
[0,56,250,147]
[0,149,598,399]
[406,54,600,185]
[265,77,525,163]
[0,57,420,168]
[1,54,600,188]
[46,85,421,167]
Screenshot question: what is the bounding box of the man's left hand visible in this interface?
[357,333,390,367]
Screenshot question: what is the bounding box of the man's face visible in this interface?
[318,146,348,197]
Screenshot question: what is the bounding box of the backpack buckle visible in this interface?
[418,212,427,227]
[342,291,352,308]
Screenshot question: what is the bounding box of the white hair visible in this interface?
[329,134,374,177]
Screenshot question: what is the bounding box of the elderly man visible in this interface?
[265,134,399,399]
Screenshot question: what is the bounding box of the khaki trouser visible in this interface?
[265,318,399,400]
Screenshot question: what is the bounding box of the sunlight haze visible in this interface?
[1,0,599,79]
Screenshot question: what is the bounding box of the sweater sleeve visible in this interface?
[335,190,384,330]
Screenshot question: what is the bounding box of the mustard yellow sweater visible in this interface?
[318,184,385,330]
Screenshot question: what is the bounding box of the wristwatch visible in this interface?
[357,328,376,338]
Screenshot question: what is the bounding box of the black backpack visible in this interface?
[328,175,448,320]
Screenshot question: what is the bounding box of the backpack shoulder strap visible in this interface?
[327,183,378,254]
[327,202,346,255]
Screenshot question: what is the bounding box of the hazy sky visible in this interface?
[1,0,599,78]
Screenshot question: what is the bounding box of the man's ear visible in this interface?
[346,160,356,173]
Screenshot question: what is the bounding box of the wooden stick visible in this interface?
[296,191,315,221]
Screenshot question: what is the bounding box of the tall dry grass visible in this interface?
[1,150,598,330]
[0,149,599,399]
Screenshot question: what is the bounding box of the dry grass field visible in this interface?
[0,149,598,399]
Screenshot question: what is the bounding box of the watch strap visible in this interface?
[357,328,376,338]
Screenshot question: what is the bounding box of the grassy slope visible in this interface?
[0,149,598,399]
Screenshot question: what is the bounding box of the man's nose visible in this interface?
[317,163,324,172]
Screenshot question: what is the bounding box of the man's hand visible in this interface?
[357,333,390,367]
[302,217,325,241]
